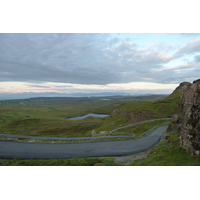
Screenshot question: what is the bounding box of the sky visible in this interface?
[1,33,200,98]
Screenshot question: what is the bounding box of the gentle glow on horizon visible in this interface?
[0,81,178,94]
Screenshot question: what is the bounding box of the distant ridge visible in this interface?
[0,92,168,101]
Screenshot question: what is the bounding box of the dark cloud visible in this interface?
[194,55,200,63]
[28,85,51,88]
[108,37,120,48]
[180,33,200,37]
[54,85,73,88]
[0,33,119,84]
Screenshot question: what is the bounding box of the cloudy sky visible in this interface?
[1,33,200,96]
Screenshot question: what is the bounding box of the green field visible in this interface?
[1,91,199,166]
[0,95,166,138]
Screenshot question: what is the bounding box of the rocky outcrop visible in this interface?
[91,130,112,137]
[99,131,111,136]
[170,79,200,156]
[112,109,154,123]
[127,110,154,123]
[168,82,191,97]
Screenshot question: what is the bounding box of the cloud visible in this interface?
[0,33,119,84]
[0,33,200,86]
[54,85,73,88]
[161,63,197,71]
[194,55,200,62]
[174,38,200,57]
[28,85,51,88]
[150,62,200,84]
[108,37,120,48]
[180,33,200,37]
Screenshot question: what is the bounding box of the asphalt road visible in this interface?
[0,125,168,159]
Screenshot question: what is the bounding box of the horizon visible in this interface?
[0,91,169,101]
[1,33,200,98]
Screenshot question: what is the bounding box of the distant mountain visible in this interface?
[0,92,130,100]
[72,92,131,97]
[0,91,168,101]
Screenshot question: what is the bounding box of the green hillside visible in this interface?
[95,84,182,133]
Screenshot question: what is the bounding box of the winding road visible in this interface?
[0,118,172,141]
[0,125,168,159]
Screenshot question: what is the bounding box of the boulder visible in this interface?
[99,131,111,136]
[91,130,97,137]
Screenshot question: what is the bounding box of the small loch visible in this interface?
[68,113,109,120]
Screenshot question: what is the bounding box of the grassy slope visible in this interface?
[95,88,182,133]
[111,119,171,138]
[0,157,119,166]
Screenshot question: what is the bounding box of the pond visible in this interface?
[68,113,109,120]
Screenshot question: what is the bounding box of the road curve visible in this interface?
[110,118,172,133]
[0,126,168,159]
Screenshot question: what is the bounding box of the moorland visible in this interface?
[0,95,166,139]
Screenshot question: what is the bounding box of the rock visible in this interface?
[99,131,111,136]
[170,79,200,156]
[195,150,200,155]
[127,110,154,123]
[91,130,97,137]
[164,134,169,139]
[173,114,179,123]
[92,130,112,136]
[111,108,154,123]
[112,109,120,117]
